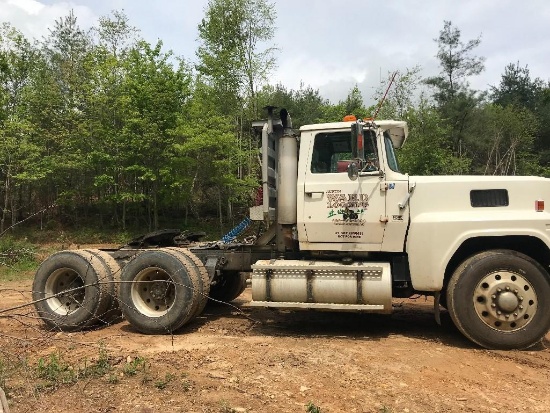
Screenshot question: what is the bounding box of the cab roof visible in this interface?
[300,120,408,148]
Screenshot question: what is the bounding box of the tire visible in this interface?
[208,271,247,304]
[32,250,112,331]
[166,248,210,317]
[84,249,122,324]
[118,248,201,334]
[447,249,550,349]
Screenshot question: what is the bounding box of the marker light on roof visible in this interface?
[343,115,356,122]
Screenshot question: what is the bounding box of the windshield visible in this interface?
[384,132,400,172]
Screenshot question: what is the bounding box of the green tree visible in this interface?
[0,24,40,232]
[425,21,484,104]
[32,10,96,224]
[196,0,277,222]
[491,62,543,110]
[466,104,539,176]
[173,80,257,231]
[118,40,192,230]
[257,82,328,127]
[398,98,470,175]
[491,62,550,172]
[425,21,485,158]
[373,67,422,120]
[196,0,277,116]
[87,11,140,228]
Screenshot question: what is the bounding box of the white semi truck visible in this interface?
[32,107,550,350]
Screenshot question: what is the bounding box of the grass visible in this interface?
[31,346,188,396]
[0,358,7,390]
[218,400,236,413]
[36,353,76,390]
[306,402,322,413]
[123,356,146,376]
[0,236,39,281]
[34,344,114,392]
[154,372,175,390]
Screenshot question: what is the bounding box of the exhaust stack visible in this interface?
[277,109,297,226]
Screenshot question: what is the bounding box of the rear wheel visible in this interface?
[32,250,112,331]
[166,248,210,316]
[118,248,201,334]
[447,250,550,349]
[84,249,122,323]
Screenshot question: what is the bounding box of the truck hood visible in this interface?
[408,175,550,217]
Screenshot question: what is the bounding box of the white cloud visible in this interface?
[7,0,45,15]
[0,0,97,41]
[1,0,550,102]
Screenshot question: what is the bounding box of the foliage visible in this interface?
[123,356,146,376]
[425,20,484,103]
[197,0,277,115]
[154,372,175,390]
[398,99,470,175]
[35,345,114,392]
[1,11,550,234]
[490,62,543,110]
[424,20,486,158]
[306,401,322,413]
[0,236,37,270]
[373,67,423,120]
[466,104,539,175]
[36,353,76,390]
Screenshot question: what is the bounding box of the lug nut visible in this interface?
[497,288,502,292]
[491,294,497,299]
[519,305,523,310]
[505,286,510,291]
[505,314,509,319]
[514,290,518,294]
[513,312,518,317]
[497,311,502,315]
[519,296,524,301]
[491,303,496,308]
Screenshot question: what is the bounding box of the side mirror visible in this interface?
[347,162,359,181]
[350,122,365,160]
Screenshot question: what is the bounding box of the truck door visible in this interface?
[301,129,387,249]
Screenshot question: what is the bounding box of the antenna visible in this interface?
[372,71,398,120]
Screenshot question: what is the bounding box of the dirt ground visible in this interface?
[1,276,550,413]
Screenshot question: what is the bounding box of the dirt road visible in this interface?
[1,279,549,413]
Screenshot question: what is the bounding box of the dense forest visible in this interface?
[1,1,550,236]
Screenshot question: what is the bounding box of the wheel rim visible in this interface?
[131,267,175,317]
[45,268,85,315]
[473,270,537,332]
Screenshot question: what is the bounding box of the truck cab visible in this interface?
[297,119,410,253]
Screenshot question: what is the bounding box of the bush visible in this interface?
[0,236,37,269]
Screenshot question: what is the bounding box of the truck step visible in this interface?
[244,301,386,312]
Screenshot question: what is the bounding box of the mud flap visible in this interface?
[434,291,441,326]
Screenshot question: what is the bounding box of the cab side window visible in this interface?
[311,130,378,173]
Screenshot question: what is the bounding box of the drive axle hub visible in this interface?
[473,270,537,332]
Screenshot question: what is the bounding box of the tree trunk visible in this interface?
[1,167,11,234]
[122,200,126,231]
[218,188,223,236]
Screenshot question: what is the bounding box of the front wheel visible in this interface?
[447,250,550,349]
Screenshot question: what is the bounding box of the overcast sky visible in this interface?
[2,0,550,104]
